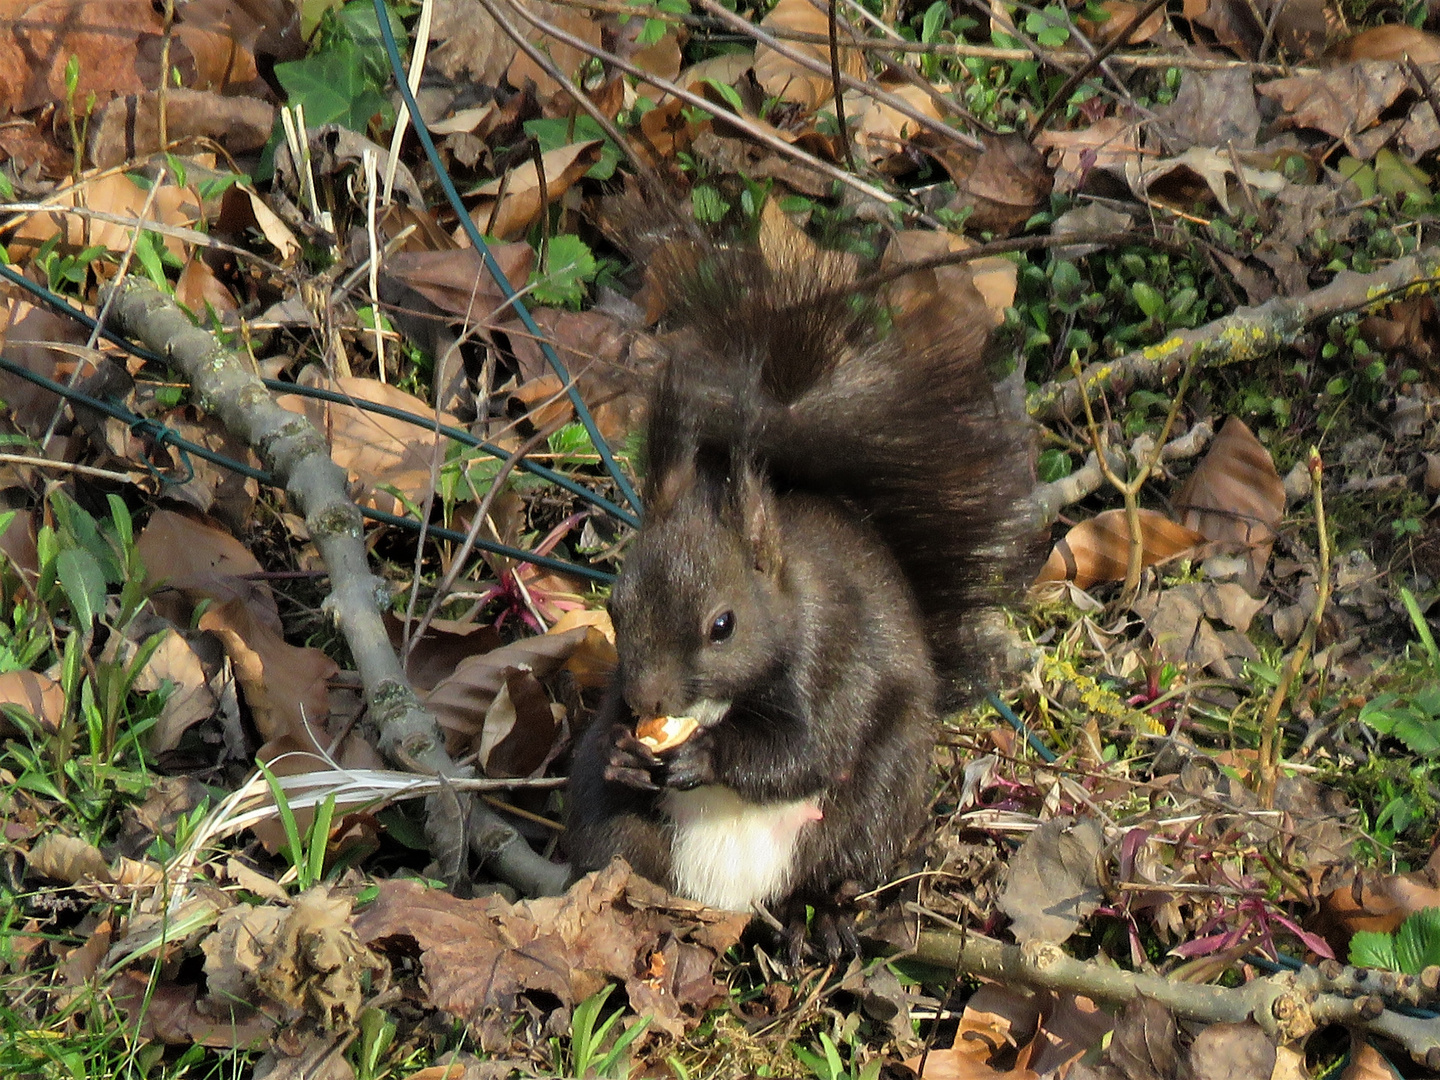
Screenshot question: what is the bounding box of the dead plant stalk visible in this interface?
[1070,347,1197,603]
[1258,447,1329,808]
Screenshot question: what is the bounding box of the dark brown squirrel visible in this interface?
[565,221,1034,952]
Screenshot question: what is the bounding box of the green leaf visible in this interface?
[56,547,107,630]
[524,116,622,181]
[1131,281,1164,318]
[275,39,391,131]
[1037,448,1072,483]
[1395,908,1440,974]
[530,234,598,307]
[1349,930,1399,971]
[702,77,745,115]
[691,184,730,224]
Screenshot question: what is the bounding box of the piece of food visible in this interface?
[636,714,699,753]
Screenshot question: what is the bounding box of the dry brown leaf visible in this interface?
[1174,416,1284,592]
[999,817,1104,945]
[216,182,300,262]
[0,506,40,586]
[468,141,603,241]
[136,507,280,629]
[1185,1022,1277,1080]
[275,373,459,516]
[27,833,110,884]
[846,83,944,165]
[1033,116,1142,193]
[924,132,1054,236]
[0,0,165,113]
[89,89,274,169]
[428,0,517,85]
[548,607,618,687]
[1326,24,1440,64]
[754,0,864,111]
[1130,147,1285,215]
[199,597,338,752]
[505,3,602,107]
[0,669,63,733]
[256,888,386,1028]
[175,255,240,320]
[1316,848,1440,949]
[478,667,562,776]
[1258,61,1409,154]
[1157,69,1261,153]
[1033,509,1205,590]
[111,969,276,1047]
[9,172,199,261]
[425,624,598,755]
[132,627,219,754]
[382,244,535,320]
[353,864,748,1038]
[881,229,1014,328]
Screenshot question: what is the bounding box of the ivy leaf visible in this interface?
[275,39,391,130]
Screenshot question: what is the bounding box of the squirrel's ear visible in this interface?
[648,455,695,520]
[738,472,783,577]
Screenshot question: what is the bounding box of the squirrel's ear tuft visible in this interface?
[737,469,783,577]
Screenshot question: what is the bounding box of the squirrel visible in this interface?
[565,214,1034,956]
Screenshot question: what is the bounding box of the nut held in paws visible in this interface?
[636,715,699,753]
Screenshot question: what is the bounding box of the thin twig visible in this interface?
[502,0,899,204]
[827,0,855,172]
[0,453,140,484]
[1027,0,1168,137]
[696,0,983,151]
[474,0,666,195]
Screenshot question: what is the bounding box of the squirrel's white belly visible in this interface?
[661,786,823,911]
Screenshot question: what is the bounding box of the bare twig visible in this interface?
[696,0,984,151]
[1026,0,1168,137]
[1030,247,1440,422]
[105,277,474,880]
[916,931,1440,1067]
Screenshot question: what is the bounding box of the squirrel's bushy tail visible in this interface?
[639,219,1037,699]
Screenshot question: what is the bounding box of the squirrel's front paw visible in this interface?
[661,729,715,790]
[601,723,662,790]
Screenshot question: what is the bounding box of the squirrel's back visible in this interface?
[641,222,1035,697]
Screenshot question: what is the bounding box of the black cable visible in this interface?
[0,350,615,583]
[370,0,643,517]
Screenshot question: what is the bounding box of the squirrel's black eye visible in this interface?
[708,610,736,643]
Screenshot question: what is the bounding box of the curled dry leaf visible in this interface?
[353,863,750,1039]
[1033,508,1206,590]
[198,597,338,754]
[425,623,608,756]
[882,229,1015,329]
[753,0,864,111]
[1174,416,1284,593]
[89,89,274,169]
[467,141,603,241]
[0,669,63,734]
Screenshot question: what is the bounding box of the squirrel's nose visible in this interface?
[624,676,678,720]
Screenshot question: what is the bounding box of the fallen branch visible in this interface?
[1029,247,1440,423]
[106,277,566,896]
[917,931,1440,1068]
